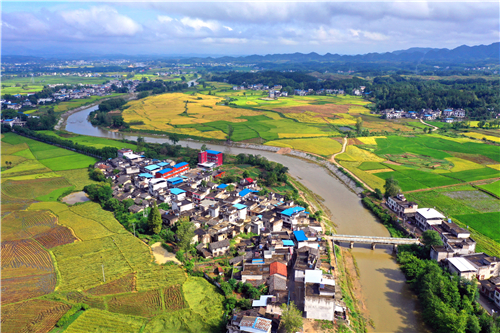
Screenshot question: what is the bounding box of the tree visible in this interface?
[374,188,383,200]
[136,135,145,151]
[226,124,234,142]
[200,144,207,151]
[147,201,162,234]
[176,217,195,259]
[280,301,303,333]
[168,133,180,145]
[422,230,443,248]
[355,116,364,135]
[384,176,401,198]
[242,170,250,179]
[226,184,235,192]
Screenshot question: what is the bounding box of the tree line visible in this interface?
[13,126,118,159]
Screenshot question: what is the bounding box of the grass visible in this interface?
[41,131,136,150]
[264,137,342,156]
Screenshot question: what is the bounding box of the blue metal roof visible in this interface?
[138,173,153,178]
[444,109,452,111]
[281,206,305,217]
[252,259,265,264]
[217,184,228,189]
[173,162,188,169]
[144,164,159,171]
[167,177,183,183]
[282,240,295,246]
[233,203,247,210]
[157,162,169,167]
[206,149,222,155]
[239,188,252,197]
[4,119,14,121]
[293,230,308,242]
[157,168,172,175]
[170,188,186,195]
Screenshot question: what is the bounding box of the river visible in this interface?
[65,106,426,333]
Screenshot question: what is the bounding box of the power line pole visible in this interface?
[101,257,106,282]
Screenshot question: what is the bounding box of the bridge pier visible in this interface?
[350,241,354,249]
[393,244,398,253]
[371,243,376,250]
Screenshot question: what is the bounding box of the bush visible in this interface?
[56,303,89,327]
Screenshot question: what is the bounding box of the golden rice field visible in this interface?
[444,157,485,172]
[264,137,342,156]
[356,136,386,145]
[463,132,500,143]
[122,93,262,139]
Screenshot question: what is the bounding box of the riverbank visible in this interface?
[55,93,136,131]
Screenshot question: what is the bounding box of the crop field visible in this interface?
[86,273,136,296]
[64,309,147,333]
[1,272,57,305]
[64,291,106,310]
[2,75,107,88]
[56,169,99,190]
[164,285,188,312]
[1,299,71,333]
[264,137,342,156]
[1,239,54,279]
[136,265,187,291]
[53,94,124,113]
[463,132,500,143]
[444,157,485,172]
[358,162,389,171]
[182,277,224,328]
[478,180,500,198]
[2,177,71,200]
[70,202,128,235]
[2,210,57,241]
[107,290,163,317]
[33,225,79,249]
[452,212,500,243]
[442,190,499,213]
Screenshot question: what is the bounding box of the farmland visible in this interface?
[1,132,225,333]
[118,88,421,155]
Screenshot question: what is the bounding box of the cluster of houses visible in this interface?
[95,148,348,331]
[0,79,140,111]
[382,108,466,122]
[386,194,500,310]
[230,83,350,100]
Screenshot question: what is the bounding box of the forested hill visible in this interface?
[174,42,499,65]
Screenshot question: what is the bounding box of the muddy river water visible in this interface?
[65,106,427,332]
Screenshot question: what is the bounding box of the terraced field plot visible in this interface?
[478,180,500,198]
[264,137,342,156]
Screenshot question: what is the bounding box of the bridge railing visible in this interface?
[329,234,416,241]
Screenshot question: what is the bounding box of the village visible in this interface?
[93,146,500,332]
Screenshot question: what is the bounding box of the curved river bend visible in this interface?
[65,106,426,332]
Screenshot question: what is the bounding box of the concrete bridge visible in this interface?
[324,234,420,250]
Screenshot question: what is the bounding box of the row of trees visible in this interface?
[135,78,189,95]
[13,126,119,159]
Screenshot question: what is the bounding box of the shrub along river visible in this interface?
[64,105,427,332]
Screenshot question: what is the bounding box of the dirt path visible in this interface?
[150,242,181,264]
[419,118,439,131]
[329,137,375,192]
[403,177,500,193]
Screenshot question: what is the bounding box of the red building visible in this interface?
[198,149,223,166]
[155,162,190,179]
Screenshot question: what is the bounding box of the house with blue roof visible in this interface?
[167,177,183,185]
[232,203,248,220]
[144,164,160,174]
[281,206,306,228]
[217,184,228,190]
[170,188,186,201]
[238,188,252,198]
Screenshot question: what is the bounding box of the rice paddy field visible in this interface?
[119,87,421,155]
[1,133,224,333]
[334,133,500,256]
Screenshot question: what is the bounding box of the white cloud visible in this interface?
[223,25,233,31]
[180,17,219,31]
[158,15,173,23]
[60,6,142,36]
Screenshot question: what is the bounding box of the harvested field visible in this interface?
[164,285,188,312]
[86,273,136,296]
[264,137,342,156]
[450,152,500,165]
[1,272,57,305]
[2,210,56,241]
[107,290,163,317]
[1,299,71,333]
[65,291,106,310]
[33,225,79,248]
[1,239,54,279]
[136,265,187,291]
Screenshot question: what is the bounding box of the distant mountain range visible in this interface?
[3,42,498,65]
[175,42,499,64]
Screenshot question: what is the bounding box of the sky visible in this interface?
[2,1,499,57]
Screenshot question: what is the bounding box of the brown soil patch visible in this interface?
[384,160,402,166]
[274,104,351,116]
[151,242,181,264]
[276,147,292,155]
[450,152,500,165]
[331,137,344,144]
[348,138,364,145]
[108,110,121,114]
